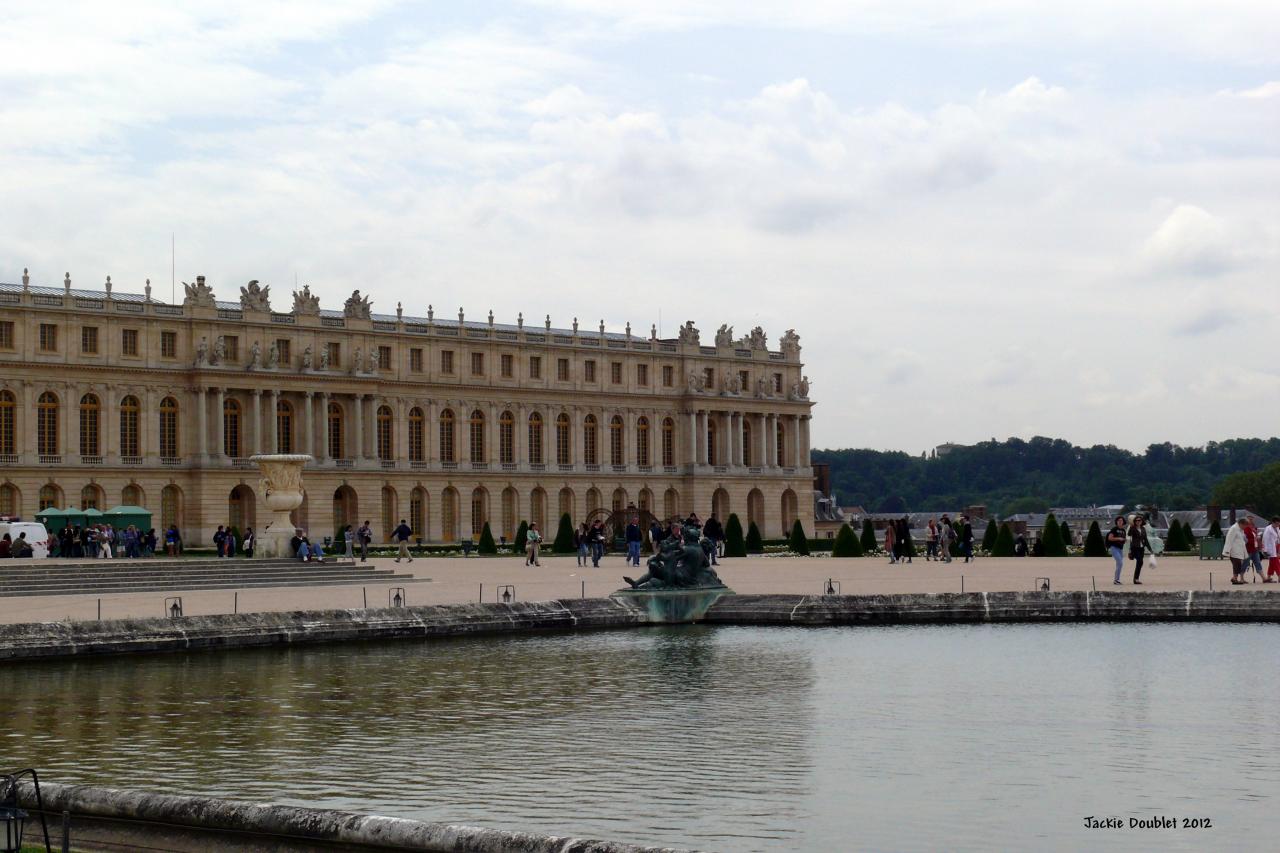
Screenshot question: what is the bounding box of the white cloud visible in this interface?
[1140,205,1236,277]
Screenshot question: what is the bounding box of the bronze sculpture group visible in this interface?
[623,521,725,590]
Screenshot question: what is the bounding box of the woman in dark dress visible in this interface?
[1128,516,1150,585]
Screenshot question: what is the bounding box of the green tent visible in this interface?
[103,505,152,532]
[37,507,84,528]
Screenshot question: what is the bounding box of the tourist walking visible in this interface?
[342,524,354,559]
[589,519,605,567]
[525,522,542,566]
[939,515,955,563]
[357,520,372,562]
[897,518,913,564]
[1224,517,1249,585]
[704,514,723,564]
[1128,515,1150,585]
[393,518,414,562]
[575,523,589,567]
[884,521,897,563]
[1263,517,1280,583]
[625,517,643,567]
[649,519,663,555]
[242,526,255,558]
[1106,515,1127,584]
[925,519,939,561]
[960,515,975,563]
[1243,517,1264,582]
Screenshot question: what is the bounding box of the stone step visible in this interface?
[23,558,357,572]
[0,574,430,597]
[0,564,384,581]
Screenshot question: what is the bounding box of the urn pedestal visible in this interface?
[249,454,313,558]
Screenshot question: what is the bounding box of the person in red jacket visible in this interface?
[1242,517,1265,582]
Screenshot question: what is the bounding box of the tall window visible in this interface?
[442,488,457,542]
[776,421,785,466]
[707,419,717,466]
[556,358,569,381]
[584,415,598,465]
[527,412,543,464]
[439,409,455,462]
[499,411,514,464]
[379,345,392,371]
[81,326,99,354]
[584,360,596,382]
[529,356,541,379]
[501,353,514,377]
[662,365,674,387]
[469,409,485,463]
[441,350,455,374]
[161,330,177,359]
[121,328,139,356]
[0,391,15,455]
[38,324,57,352]
[39,484,60,511]
[410,348,423,372]
[327,402,344,458]
[223,398,241,457]
[471,488,487,537]
[556,413,571,465]
[471,352,485,376]
[159,397,178,457]
[79,393,100,456]
[381,486,396,540]
[276,339,291,365]
[277,400,294,454]
[376,405,393,460]
[81,484,101,510]
[637,417,650,466]
[0,483,16,516]
[224,336,240,362]
[119,396,139,457]
[123,484,143,507]
[37,392,58,456]
[611,362,623,384]
[610,415,624,466]
[0,321,13,350]
[662,418,675,467]
[161,485,181,530]
[742,418,752,466]
[637,364,648,386]
[410,488,426,536]
[408,407,424,462]
[326,342,340,367]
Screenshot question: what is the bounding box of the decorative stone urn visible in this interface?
[250,454,313,558]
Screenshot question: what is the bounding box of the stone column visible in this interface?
[352,394,363,462]
[793,414,802,469]
[516,404,527,468]
[303,392,314,458]
[626,409,637,467]
[213,388,225,460]
[270,390,280,453]
[686,411,697,466]
[102,384,117,464]
[197,388,208,460]
[21,382,35,464]
[251,389,263,456]
[801,415,811,467]
[399,399,411,463]
[61,382,73,458]
[426,400,438,464]
[757,413,767,468]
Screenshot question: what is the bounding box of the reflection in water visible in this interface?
[4,623,1280,851]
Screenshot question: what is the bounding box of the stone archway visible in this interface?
[712,487,730,522]
[229,484,256,532]
[781,488,798,537]
[332,485,358,538]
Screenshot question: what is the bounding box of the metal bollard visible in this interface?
[62,809,71,853]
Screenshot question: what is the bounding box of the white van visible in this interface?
[0,521,51,558]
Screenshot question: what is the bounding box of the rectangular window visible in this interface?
[81,326,98,354]
[39,324,57,352]
[0,321,14,350]
[441,349,455,374]
[557,357,569,381]
[739,370,750,391]
[611,362,623,384]
[529,356,541,379]
[471,352,485,376]
[774,373,783,393]
[410,348,424,372]
[379,345,392,371]
[326,342,340,367]
[584,360,596,382]
[161,331,177,359]
[276,339,291,365]
[501,353,513,378]
[121,328,139,356]
[637,364,649,386]
[224,335,239,362]
[704,367,715,389]
[662,365,674,387]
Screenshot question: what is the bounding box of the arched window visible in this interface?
[558,487,574,521]
[742,417,752,467]
[381,485,396,540]
[664,488,679,520]
[527,412,543,465]
[159,397,178,458]
[502,487,517,539]
[583,414,598,466]
[499,411,514,465]
[612,487,626,513]
[586,487,602,512]
[469,409,485,464]
[410,487,427,538]
[37,392,59,456]
[78,394,101,457]
[80,483,103,510]
[408,407,424,462]
[661,417,675,467]
[556,413,571,465]
[161,484,183,530]
[122,483,144,507]
[38,483,61,511]
[637,416,650,467]
[277,400,294,454]
[377,405,394,461]
[0,483,17,516]
[471,487,488,538]
[119,395,140,458]
[638,488,652,512]
[610,415,624,467]
[439,408,456,463]
[530,487,547,531]
[0,391,14,456]
[328,402,344,459]
[223,398,242,458]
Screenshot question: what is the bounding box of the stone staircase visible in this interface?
[0,558,429,597]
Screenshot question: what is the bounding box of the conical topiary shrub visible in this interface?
[1208,518,1222,538]
[788,519,810,556]
[1183,520,1196,546]
[991,523,1016,557]
[514,520,529,554]
[745,521,764,554]
[832,523,862,557]
[724,513,746,557]
[982,519,999,552]
[477,521,497,554]
[1083,520,1107,557]
[860,519,877,553]
[1040,512,1068,557]
[1164,519,1188,552]
[1059,520,1073,547]
[552,512,576,553]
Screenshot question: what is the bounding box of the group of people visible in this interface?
[567,512,725,570]
[52,523,159,558]
[885,515,976,564]
[1106,514,1160,585]
[212,525,255,558]
[1224,515,1280,585]
[0,532,35,557]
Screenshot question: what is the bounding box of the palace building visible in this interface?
[0,271,815,546]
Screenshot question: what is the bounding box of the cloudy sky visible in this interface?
[2,1,1277,453]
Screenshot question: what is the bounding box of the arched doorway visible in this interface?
[0,482,20,517]
[663,487,679,521]
[748,488,764,530]
[410,487,427,540]
[530,487,547,532]
[38,483,63,511]
[638,487,653,513]
[586,487,602,512]
[558,487,574,525]
[712,488,730,523]
[229,484,256,532]
[332,485,358,538]
[471,486,489,541]
[781,488,798,537]
[122,483,144,507]
[160,484,182,531]
[611,487,627,513]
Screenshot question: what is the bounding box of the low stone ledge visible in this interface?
[19,781,690,853]
[0,598,646,662]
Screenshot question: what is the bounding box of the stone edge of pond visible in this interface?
[3,591,1280,662]
[17,781,693,853]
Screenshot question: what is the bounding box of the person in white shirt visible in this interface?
[1223,519,1249,585]
[1263,517,1280,584]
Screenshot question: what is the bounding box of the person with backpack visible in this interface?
[393,518,414,563]
[356,520,372,562]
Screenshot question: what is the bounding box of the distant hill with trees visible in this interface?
[814,437,1280,517]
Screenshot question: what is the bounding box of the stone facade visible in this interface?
[0,273,815,546]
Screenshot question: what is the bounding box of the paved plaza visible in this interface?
[0,553,1261,624]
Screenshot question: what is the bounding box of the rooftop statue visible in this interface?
[344,289,372,320]
[780,328,801,358]
[715,324,734,347]
[292,285,321,315]
[240,279,271,312]
[623,522,725,590]
[747,326,768,351]
[182,275,216,309]
[677,320,700,346]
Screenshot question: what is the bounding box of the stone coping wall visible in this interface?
[2,591,1279,662]
[18,781,689,853]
